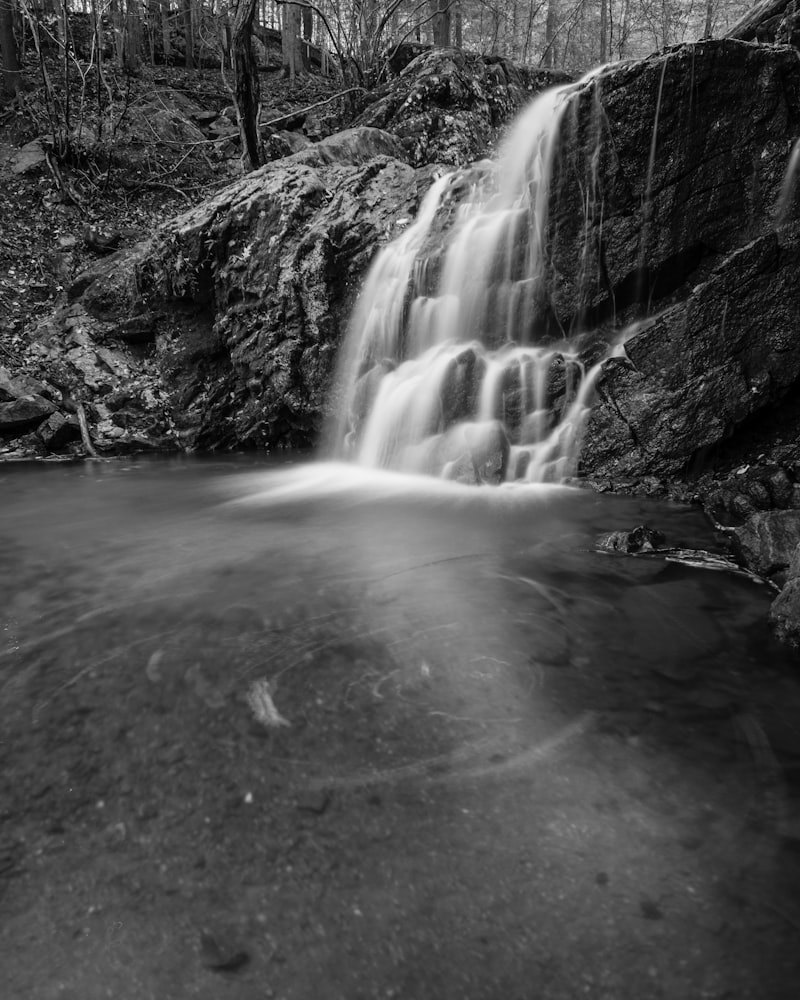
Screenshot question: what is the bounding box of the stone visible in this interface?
[68,126,421,451]
[789,543,800,580]
[0,368,53,403]
[0,395,56,433]
[597,525,666,554]
[10,140,47,175]
[114,314,158,344]
[464,420,509,484]
[349,360,395,433]
[264,129,313,160]
[733,510,800,578]
[770,579,800,648]
[440,348,484,427]
[37,412,80,450]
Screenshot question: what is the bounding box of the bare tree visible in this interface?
[232,0,262,168]
[0,0,23,98]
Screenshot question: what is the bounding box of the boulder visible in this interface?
[66,127,422,450]
[581,231,800,480]
[37,411,80,450]
[769,581,800,648]
[10,140,47,176]
[464,420,510,484]
[597,525,666,554]
[0,367,54,403]
[733,510,800,578]
[0,396,55,433]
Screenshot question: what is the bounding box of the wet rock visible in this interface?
[769,580,800,648]
[464,420,509,484]
[0,368,55,403]
[766,467,795,508]
[440,348,484,427]
[583,232,800,481]
[639,897,664,920]
[350,360,395,432]
[733,510,800,578]
[295,789,331,815]
[597,525,666,554]
[0,395,56,432]
[37,412,80,450]
[442,448,479,485]
[199,932,250,973]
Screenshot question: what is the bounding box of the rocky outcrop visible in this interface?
[3,52,564,459]
[517,41,800,499]
[5,128,421,456]
[355,48,570,167]
[580,229,800,483]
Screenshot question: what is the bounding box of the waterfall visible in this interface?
[330,71,612,486]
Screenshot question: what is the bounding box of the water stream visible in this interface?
[332,72,614,485]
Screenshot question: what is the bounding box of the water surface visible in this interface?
[2,457,799,999]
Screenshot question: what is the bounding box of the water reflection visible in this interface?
[1,457,799,999]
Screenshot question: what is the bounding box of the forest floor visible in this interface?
[0,57,346,375]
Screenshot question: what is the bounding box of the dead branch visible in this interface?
[261,87,365,127]
[76,401,100,459]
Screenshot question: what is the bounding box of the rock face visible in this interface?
[548,40,800,494]
[71,127,421,451]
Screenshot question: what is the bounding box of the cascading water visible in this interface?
[331,70,615,485]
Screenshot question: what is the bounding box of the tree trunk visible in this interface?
[110,0,125,67]
[125,0,142,70]
[280,3,304,82]
[160,0,171,61]
[726,0,793,41]
[232,0,261,169]
[431,0,451,47]
[617,0,630,56]
[543,0,558,68]
[182,0,193,68]
[599,0,608,61]
[0,0,22,98]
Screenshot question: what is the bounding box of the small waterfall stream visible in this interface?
[332,71,615,485]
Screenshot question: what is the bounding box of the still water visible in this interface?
[2,456,799,999]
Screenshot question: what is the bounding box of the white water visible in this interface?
[775,136,800,226]
[331,71,613,485]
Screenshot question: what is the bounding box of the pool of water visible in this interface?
[2,456,799,999]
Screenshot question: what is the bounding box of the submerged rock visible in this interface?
[597,525,666,554]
